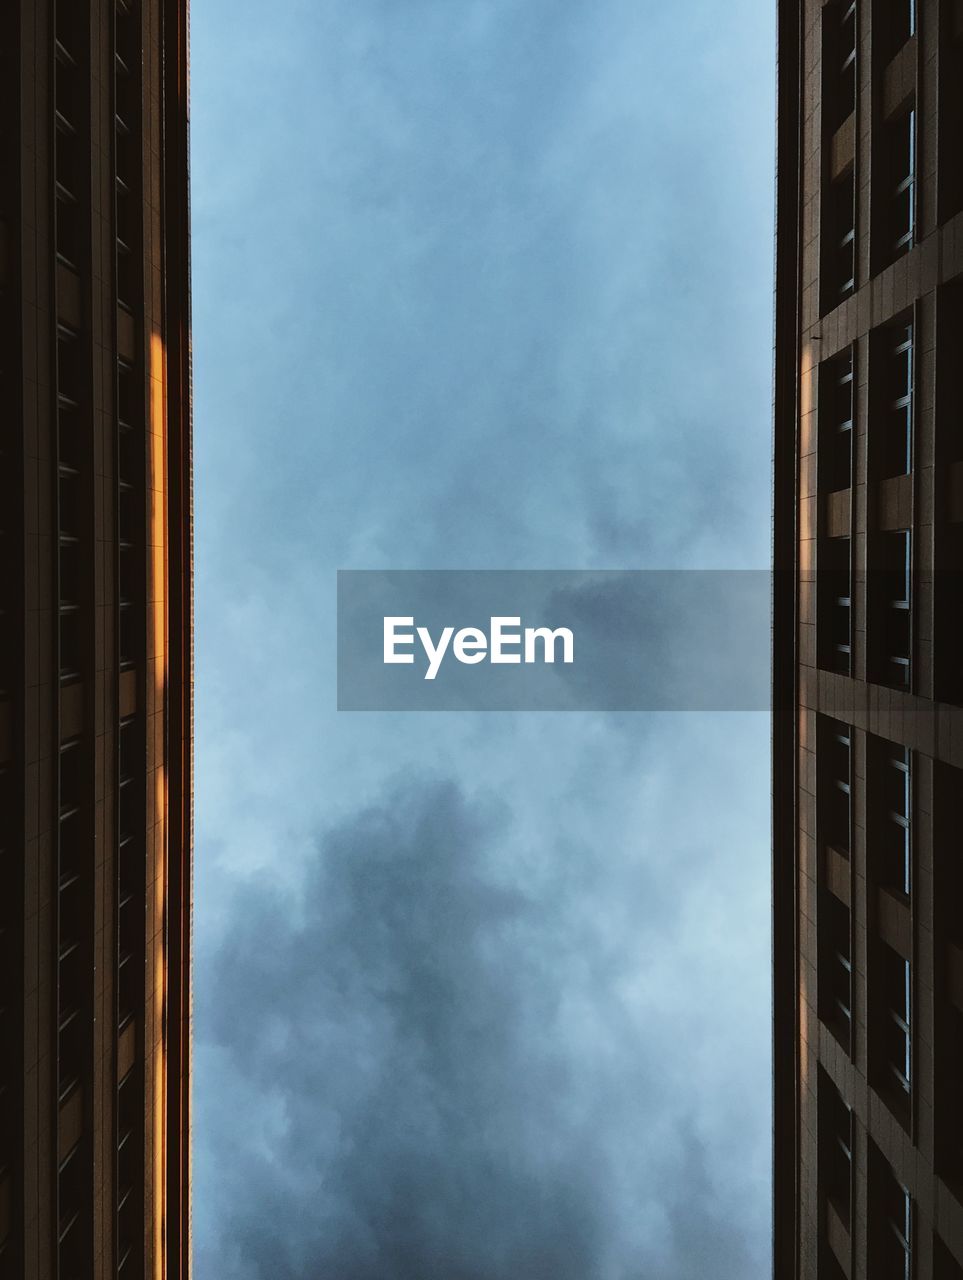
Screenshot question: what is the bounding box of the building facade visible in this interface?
[0,2,191,1277]
[775,1,963,1278]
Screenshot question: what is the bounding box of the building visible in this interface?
[0,1,191,1277]
[774,1,963,1277]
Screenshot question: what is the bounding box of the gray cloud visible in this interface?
[190,0,776,1273]
[195,774,767,1279]
[191,0,773,582]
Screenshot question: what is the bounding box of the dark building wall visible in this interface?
[0,2,191,1277]
[776,2,963,1278]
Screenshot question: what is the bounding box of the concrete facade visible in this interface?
[0,2,192,1277]
[775,2,963,1278]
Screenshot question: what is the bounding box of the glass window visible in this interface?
[869,1144,912,1280]
[819,536,853,675]
[879,110,916,263]
[870,529,912,690]
[825,167,857,304]
[869,737,911,897]
[877,0,917,65]
[935,1236,963,1280]
[821,892,854,1045]
[824,1,857,132]
[820,1070,853,1227]
[875,322,911,478]
[818,718,852,854]
[820,348,854,492]
[875,940,912,1099]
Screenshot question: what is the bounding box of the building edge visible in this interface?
[773,1,802,1279]
[162,0,193,1276]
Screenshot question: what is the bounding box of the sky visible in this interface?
[189,2,776,1276]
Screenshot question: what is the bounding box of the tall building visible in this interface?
[0,2,191,1277]
[774,1,963,1277]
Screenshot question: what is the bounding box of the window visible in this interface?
[820,0,859,310]
[869,529,912,690]
[58,1143,88,1274]
[59,739,83,827]
[816,351,855,675]
[113,3,148,1264]
[823,1,857,133]
[868,736,911,897]
[877,0,917,65]
[818,718,854,1049]
[869,1144,913,1280]
[939,3,963,221]
[878,108,916,264]
[53,0,88,272]
[904,0,918,43]
[117,1070,143,1272]
[116,360,143,670]
[824,165,857,305]
[57,327,88,682]
[875,321,914,479]
[819,1069,853,1276]
[55,0,86,59]
[114,0,141,316]
[819,1243,848,1280]
[937,1005,963,1191]
[935,762,963,950]
[57,742,89,1103]
[117,720,142,1026]
[54,46,81,267]
[0,765,15,1250]
[818,537,852,674]
[872,939,912,1104]
[935,286,963,704]
[935,765,963,1191]
[819,1070,853,1229]
[935,1236,963,1280]
[820,349,854,493]
[820,891,854,1047]
[818,717,852,855]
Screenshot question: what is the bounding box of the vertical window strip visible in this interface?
[870,529,912,689]
[113,1,147,1273]
[869,736,912,897]
[869,1144,913,1279]
[0,0,23,1269]
[53,4,95,1277]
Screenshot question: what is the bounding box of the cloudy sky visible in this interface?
[189,2,776,1276]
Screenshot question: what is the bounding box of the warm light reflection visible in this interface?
[799,342,816,584]
[799,338,816,420]
[799,992,809,1094]
[150,329,169,1280]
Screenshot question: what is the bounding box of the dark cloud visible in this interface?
[190,0,775,1273]
[196,777,766,1280]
